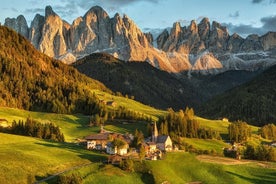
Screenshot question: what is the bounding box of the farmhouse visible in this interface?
[0,119,8,128]
[85,133,110,150]
[85,127,132,155]
[106,142,129,155]
[106,101,117,107]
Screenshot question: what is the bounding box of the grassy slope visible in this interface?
[92,89,167,121]
[0,106,268,184]
[0,89,166,141]
[0,107,97,142]
[60,152,276,184]
[0,133,105,184]
[147,152,276,184]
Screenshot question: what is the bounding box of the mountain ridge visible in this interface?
[72,52,263,111]
[5,6,276,74]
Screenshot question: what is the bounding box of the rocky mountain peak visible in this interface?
[171,22,182,37]
[198,17,210,40]
[29,14,45,48]
[4,5,276,75]
[4,15,29,38]
[84,5,109,21]
[45,5,57,18]
[157,29,169,49]
[212,21,227,33]
[188,20,198,33]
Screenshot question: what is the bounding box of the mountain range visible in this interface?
[5,6,276,74]
[2,5,276,126]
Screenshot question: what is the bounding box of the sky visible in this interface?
[1,0,276,37]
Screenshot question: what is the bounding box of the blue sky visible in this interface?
[1,0,276,37]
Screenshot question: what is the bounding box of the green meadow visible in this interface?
[92,89,167,120]
[52,152,276,184]
[1,106,275,184]
[0,133,106,184]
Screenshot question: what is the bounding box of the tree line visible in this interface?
[157,107,221,140]
[228,120,251,143]
[0,117,65,142]
[90,106,153,126]
[259,123,276,140]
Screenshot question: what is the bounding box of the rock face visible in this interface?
[4,15,29,38]
[5,6,276,74]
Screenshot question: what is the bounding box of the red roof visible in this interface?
[85,133,109,140]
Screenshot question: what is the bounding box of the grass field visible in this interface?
[196,116,260,140]
[0,107,150,142]
[0,133,106,184]
[1,106,275,184]
[92,89,167,121]
[54,152,276,184]
[146,152,276,184]
[180,138,229,155]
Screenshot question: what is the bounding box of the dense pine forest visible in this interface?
[0,26,110,115]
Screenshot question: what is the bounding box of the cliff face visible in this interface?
[5,6,276,74]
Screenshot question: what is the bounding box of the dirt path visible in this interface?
[35,162,93,184]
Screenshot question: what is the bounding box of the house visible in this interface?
[85,127,132,155]
[106,101,117,107]
[271,141,276,147]
[147,142,157,153]
[222,118,229,122]
[85,133,110,150]
[106,142,129,155]
[0,119,8,127]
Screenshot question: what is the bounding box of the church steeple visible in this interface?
[152,121,158,143]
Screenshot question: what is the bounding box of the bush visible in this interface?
[119,159,134,172]
[57,172,83,184]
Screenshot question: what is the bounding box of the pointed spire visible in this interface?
[152,121,158,143]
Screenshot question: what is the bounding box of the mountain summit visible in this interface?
[5,6,276,74]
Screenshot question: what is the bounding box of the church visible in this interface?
[151,122,173,152]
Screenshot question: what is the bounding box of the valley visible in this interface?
[0,3,276,184]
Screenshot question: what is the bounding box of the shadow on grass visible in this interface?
[35,141,106,162]
[34,141,107,183]
[141,172,155,184]
[227,170,276,184]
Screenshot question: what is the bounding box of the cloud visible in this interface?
[75,0,160,14]
[24,8,44,15]
[261,15,276,31]
[224,15,276,37]
[252,0,276,3]
[229,11,239,18]
[224,23,264,37]
[252,0,265,3]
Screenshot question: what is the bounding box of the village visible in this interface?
[83,122,173,161]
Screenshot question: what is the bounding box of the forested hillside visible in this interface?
[0,26,110,114]
[200,64,276,126]
[74,53,200,109]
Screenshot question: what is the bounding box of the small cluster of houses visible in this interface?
[84,122,173,160]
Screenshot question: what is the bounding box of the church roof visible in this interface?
[157,135,169,143]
